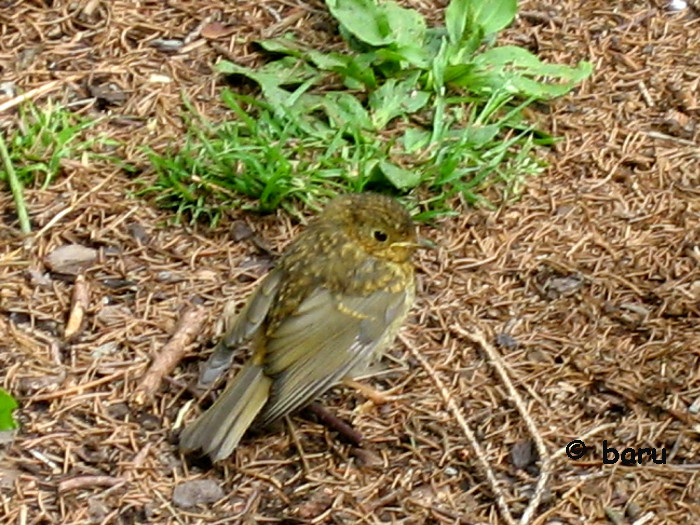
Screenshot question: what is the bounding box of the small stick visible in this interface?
[285,416,311,474]
[133,305,207,405]
[0,80,61,113]
[400,332,517,525]
[451,326,551,525]
[64,274,89,340]
[58,475,125,493]
[637,80,654,108]
[342,378,389,404]
[307,403,363,446]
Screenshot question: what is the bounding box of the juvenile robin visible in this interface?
[179,193,419,461]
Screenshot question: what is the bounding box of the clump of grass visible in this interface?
[143,0,592,223]
[5,103,99,188]
[0,102,106,232]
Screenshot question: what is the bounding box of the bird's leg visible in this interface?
[342,378,389,404]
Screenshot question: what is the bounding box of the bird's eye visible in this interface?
[373,230,388,242]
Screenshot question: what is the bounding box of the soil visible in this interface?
[0,1,699,524]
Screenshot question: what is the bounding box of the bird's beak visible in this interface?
[391,238,436,250]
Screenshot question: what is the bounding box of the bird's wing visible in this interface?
[256,286,410,426]
[197,269,283,388]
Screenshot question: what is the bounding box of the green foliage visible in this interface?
[145,0,592,222]
[0,102,112,233]
[0,388,18,431]
[1,103,101,189]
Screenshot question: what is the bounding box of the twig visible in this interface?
[58,475,125,493]
[285,416,311,474]
[307,403,363,446]
[133,305,207,405]
[30,369,128,401]
[451,326,551,525]
[399,333,517,525]
[64,274,89,340]
[640,130,697,147]
[0,80,61,113]
[0,131,31,234]
[342,377,389,404]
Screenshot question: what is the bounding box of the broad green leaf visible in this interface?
[508,76,584,98]
[256,57,319,85]
[448,46,593,98]
[217,59,320,115]
[471,0,517,35]
[442,63,477,84]
[308,51,378,88]
[327,0,428,67]
[378,160,421,189]
[217,59,309,98]
[474,46,593,83]
[388,44,431,68]
[306,50,352,70]
[326,0,392,46]
[0,389,18,431]
[382,1,427,48]
[445,0,470,44]
[402,128,431,152]
[256,36,307,57]
[369,73,430,128]
[322,92,372,129]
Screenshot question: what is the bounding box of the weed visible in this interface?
[0,103,104,232]
[143,0,592,223]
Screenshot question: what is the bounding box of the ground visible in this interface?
[0,0,699,524]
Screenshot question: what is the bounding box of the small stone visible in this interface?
[149,38,184,52]
[127,223,150,245]
[91,341,120,359]
[546,275,583,297]
[444,466,458,476]
[201,22,234,39]
[511,440,537,469]
[17,373,66,394]
[45,244,97,274]
[352,447,383,467]
[156,271,185,283]
[496,333,518,349]
[231,220,254,242]
[688,397,700,414]
[172,479,224,509]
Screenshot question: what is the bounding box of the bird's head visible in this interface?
[321,193,418,263]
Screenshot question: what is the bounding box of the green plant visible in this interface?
[0,388,18,431]
[8,103,100,188]
[0,102,106,233]
[144,0,591,222]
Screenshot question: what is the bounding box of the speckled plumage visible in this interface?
[180,193,418,462]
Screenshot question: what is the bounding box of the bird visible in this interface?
[179,192,419,462]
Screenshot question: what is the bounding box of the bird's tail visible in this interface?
[179,363,271,462]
